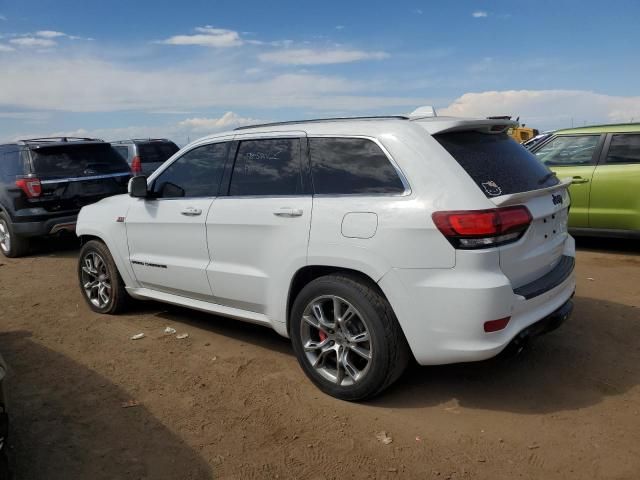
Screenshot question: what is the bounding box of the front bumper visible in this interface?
[11,214,77,238]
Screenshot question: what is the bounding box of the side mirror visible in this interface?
[128,176,148,198]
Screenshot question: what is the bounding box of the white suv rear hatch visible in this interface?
[430,126,571,289]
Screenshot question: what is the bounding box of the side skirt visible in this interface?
[126,287,273,328]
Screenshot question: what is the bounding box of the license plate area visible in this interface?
[537,206,568,241]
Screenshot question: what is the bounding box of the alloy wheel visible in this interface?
[300,295,373,386]
[81,251,112,308]
[0,220,10,254]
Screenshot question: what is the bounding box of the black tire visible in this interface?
[0,212,29,258]
[290,273,410,401]
[77,240,129,314]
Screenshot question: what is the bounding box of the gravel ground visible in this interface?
[0,236,639,479]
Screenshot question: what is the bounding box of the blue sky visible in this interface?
[1,0,639,143]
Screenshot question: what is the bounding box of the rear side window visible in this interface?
[606,134,640,164]
[434,131,559,198]
[0,150,26,178]
[138,142,179,164]
[113,145,130,161]
[152,142,228,198]
[30,144,130,177]
[533,135,600,166]
[229,138,302,196]
[309,137,405,195]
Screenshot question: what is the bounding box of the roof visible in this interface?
[197,115,515,140]
[9,137,105,148]
[555,122,640,135]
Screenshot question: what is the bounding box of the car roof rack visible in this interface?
[233,116,409,131]
[20,136,103,144]
[111,138,171,143]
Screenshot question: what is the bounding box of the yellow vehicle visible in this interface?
[488,116,539,143]
[508,125,539,143]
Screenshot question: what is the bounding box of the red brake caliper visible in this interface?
[319,330,327,342]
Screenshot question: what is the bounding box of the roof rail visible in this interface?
[233,116,409,131]
[20,136,103,143]
[111,138,171,143]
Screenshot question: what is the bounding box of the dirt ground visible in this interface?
[0,236,639,480]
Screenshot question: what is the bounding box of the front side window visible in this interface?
[229,138,302,196]
[606,134,640,164]
[152,142,228,198]
[534,135,601,166]
[309,137,405,195]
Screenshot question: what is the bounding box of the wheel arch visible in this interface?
[76,228,139,289]
[286,265,388,334]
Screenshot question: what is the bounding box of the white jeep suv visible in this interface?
[76,113,576,400]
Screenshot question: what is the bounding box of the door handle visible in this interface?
[273,207,303,218]
[571,176,589,184]
[181,207,202,216]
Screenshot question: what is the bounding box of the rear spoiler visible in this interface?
[412,117,518,135]
[490,178,572,207]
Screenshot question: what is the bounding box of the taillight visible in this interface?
[131,156,142,175]
[432,206,532,249]
[15,178,42,198]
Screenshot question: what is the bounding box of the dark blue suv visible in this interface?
[0,137,131,257]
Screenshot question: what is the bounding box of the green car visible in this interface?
[531,123,640,238]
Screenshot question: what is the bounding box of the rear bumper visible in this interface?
[379,238,576,366]
[11,214,77,237]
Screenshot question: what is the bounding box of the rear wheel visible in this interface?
[0,212,29,258]
[290,274,410,401]
[78,240,129,314]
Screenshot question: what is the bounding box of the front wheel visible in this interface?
[78,240,129,314]
[290,274,410,401]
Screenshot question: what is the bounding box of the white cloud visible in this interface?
[178,112,260,132]
[159,27,243,47]
[4,111,262,144]
[335,25,345,30]
[440,90,640,130]
[413,9,423,15]
[472,11,488,18]
[0,14,6,21]
[0,57,422,112]
[10,37,57,47]
[0,44,14,52]
[259,48,389,65]
[36,30,66,38]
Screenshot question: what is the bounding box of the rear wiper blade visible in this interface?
[538,171,557,185]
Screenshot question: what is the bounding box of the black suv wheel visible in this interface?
[0,212,29,258]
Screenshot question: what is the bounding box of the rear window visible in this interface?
[31,143,130,178]
[138,142,179,164]
[434,131,559,197]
